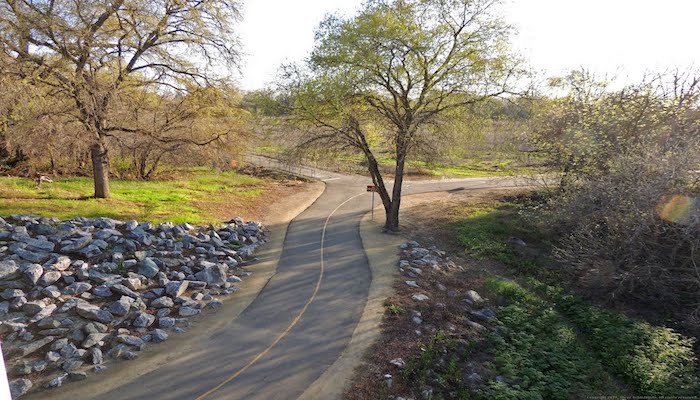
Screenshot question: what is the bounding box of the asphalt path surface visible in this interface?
[44,158,534,400]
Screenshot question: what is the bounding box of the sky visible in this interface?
[236,0,699,90]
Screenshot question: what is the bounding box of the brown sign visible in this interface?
[367,185,377,192]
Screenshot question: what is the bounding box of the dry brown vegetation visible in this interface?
[532,70,700,319]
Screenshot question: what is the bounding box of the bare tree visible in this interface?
[0,0,241,197]
[109,85,249,179]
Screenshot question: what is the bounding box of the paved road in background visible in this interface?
[39,156,534,400]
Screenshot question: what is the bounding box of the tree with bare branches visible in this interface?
[284,0,521,231]
[109,85,249,179]
[0,0,241,197]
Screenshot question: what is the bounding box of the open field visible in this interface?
[254,148,547,178]
[0,168,303,224]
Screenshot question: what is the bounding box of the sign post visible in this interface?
[366,185,377,221]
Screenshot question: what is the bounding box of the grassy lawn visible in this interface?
[454,199,700,397]
[0,169,266,224]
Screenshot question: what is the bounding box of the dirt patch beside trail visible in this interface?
[344,188,527,400]
[400,188,525,254]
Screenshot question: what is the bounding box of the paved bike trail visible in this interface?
[27,163,529,400]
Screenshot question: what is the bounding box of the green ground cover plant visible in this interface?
[481,278,620,399]
[530,280,699,396]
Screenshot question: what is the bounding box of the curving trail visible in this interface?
[27,158,533,400]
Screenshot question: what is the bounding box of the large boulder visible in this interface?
[76,303,114,324]
[111,284,139,299]
[158,317,176,329]
[82,333,108,349]
[132,311,155,328]
[150,297,174,309]
[108,296,133,316]
[463,290,484,306]
[178,306,200,317]
[22,301,46,316]
[10,378,33,399]
[195,264,228,285]
[62,282,92,295]
[1,288,24,300]
[25,237,55,252]
[18,336,55,356]
[60,235,92,253]
[137,258,159,278]
[30,304,57,323]
[23,264,44,285]
[116,334,144,347]
[38,271,62,287]
[48,256,71,271]
[151,329,169,343]
[14,248,49,263]
[91,285,113,297]
[165,281,188,298]
[90,347,103,364]
[0,260,19,280]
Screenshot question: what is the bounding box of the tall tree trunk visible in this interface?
[91,140,110,198]
[364,150,392,209]
[356,122,394,227]
[384,155,406,232]
[354,119,407,232]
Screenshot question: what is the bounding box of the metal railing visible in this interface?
[244,153,339,181]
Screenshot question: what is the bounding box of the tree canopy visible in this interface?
[0,0,242,196]
[285,0,521,231]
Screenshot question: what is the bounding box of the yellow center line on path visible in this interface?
[194,192,367,400]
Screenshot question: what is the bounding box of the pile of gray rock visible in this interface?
[399,241,496,330]
[0,214,266,398]
[384,241,497,399]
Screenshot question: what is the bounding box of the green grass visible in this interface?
[0,169,265,224]
[456,204,521,264]
[373,155,544,178]
[405,158,543,178]
[454,201,553,279]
